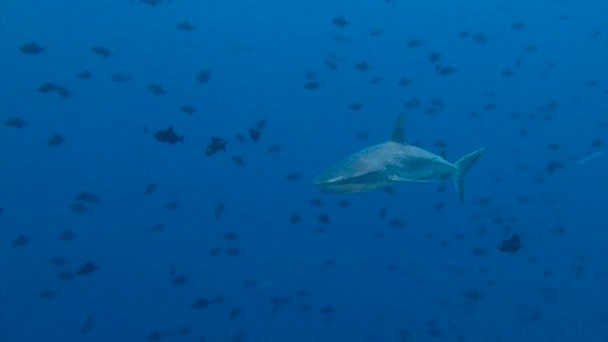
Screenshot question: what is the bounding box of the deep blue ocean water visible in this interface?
[1,0,607,341]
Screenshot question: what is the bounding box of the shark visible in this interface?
[314,113,485,201]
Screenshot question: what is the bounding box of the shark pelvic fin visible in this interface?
[390,113,407,144]
[453,148,486,202]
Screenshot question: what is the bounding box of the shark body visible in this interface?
[314,114,485,201]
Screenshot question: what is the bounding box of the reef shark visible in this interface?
[314,114,485,201]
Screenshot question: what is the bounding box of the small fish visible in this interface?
[331,16,350,27]
[75,71,93,80]
[164,201,178,210]
[472,33,488,45]
[225,247,241,256]
[154,127,184,144]
[288,213,301,224]
[142,0,161,7]
[429,52,441,64]
[91,46,112,57]
[354,62,369,72]
[498,234,522,253]
[192,298,211,309]
[325,60,337,70]
[180,105,197,115]
[398,78,412,87]
[304,81,320,90]
[38,82,58,94]
[70,202,88,213]
[144,183,158,195]
[4,118,27,128]
[286,172,301,181]
[196,69,211,84]
[248,128,261,141]
[19,42,46,54]
[54,86,72,98]
[49,257,67,267]
[111,73,132,82]
[406,39,423,47]
[348,103,363,111]
[231,155,245,166]
[370,29,384,37]
[511,21,525,31]
[149,223,165,233]
[12,234,30,247]
[56,271,74,280]
[80,315,95,335]
[436,65,457,75]
[39,290,56,299]
[147,84,166,95]
[47,134,65,146]
[75,262,99,276]
[206,137,227,155]
[75,191,101,203]
[176,21,195,31]
[57,230,76,241]
[214,202,225,220]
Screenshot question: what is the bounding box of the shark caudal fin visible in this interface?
[453,148,485,202]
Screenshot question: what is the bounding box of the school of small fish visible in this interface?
[1,0,607,341]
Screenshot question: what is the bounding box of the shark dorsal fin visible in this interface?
[390,113,407,143]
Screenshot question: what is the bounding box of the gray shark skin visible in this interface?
[314,114,485,201]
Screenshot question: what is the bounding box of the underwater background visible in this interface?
[1,0,607,341]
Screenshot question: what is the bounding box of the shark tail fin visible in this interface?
[453,148,485,202]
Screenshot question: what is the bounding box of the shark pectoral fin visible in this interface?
[390,113,407,144]
[453,148,486,202]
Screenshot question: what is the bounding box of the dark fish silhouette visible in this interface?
[154,127,184,144]
[75,261,99,276]
[164,201,178,210]
[112,73,132,82]
[147,84,166,95]
[80,315,95,335]
[19,42,46,54]
[91,46,112,57]
[177,21,195,31]
[47,134,65,146]
[354,62,370,72]
[498,234,522,253]
[12,234,30,247]
[38,82,58,94]
[180,105,197,115]
[304,81,320,90]
[75,191,101,203]
[144,183,158,195]
[39,290,56,300]
[5,118,27,128]
[214,202,225,220]
[75,71,93,80]
[206,137,227,155]
[49,257,67,266]
[196,69,211,84]
[406,39,423,47]
[70,202,88,213]
[57,230,76,241]
[331,16,350,27]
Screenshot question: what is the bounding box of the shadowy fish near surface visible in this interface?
[314,114,485,201]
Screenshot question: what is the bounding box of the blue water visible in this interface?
[1,0,607,341]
